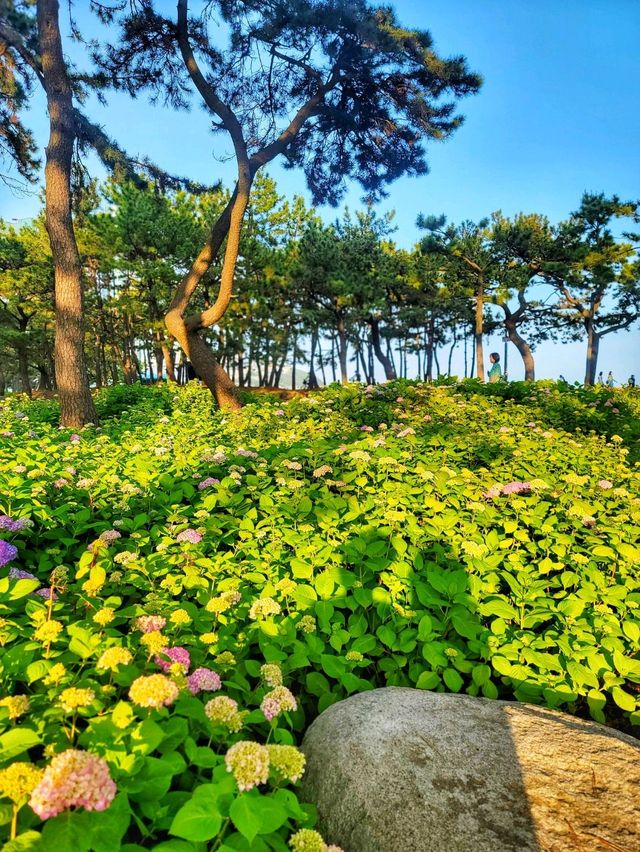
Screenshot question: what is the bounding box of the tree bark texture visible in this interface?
[337,315,348,384]
[369,318,396,380]
[38,0,97,427]
[584,320,600,386]
[505,321,535,380]
[474,279,485,381]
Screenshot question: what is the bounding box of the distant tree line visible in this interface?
[1,1,637,425]
[1,174,638,397]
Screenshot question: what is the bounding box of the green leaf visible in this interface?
[41,812,92,852]
[85,794,131,852]
[229,796,261,843]
[415,671,440,690]
[232,793,287,838]
[0,728,40,762]
[480,600,517,620]
[1,831,42,851]
[169,786,223,842]
[443,668,464,692]
[611,686,636,712]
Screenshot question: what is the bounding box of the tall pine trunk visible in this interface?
[38,0,97,427]
[336,316,348,384]
[584,319,600,386]
[474,279,485,381]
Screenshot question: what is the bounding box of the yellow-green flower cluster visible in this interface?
[267,745,306,783]
[129,674,179,709]
[59,688,95,712]
[215,651,236,667]
[261,686,297,721]
[0,695,30,720]
[34,620,63,643]
[275,578,297,596]
[97,646,133,672]
[206,590,241,614]
[345,651,363,662]
[0,762,44,804]
[204,696,243,732]
[93,608,116,626]
[288,829,327,852]
[140,630,166,655]
[44,663,66,685]
[169,609,191,626]
[298,615,316,633]
[249,597,281,620]
[200,631,219,645]
[224,741,270,791]
[260,663,283,687]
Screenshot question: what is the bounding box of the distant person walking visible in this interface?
[628,374,636,388]
[597,371,604,386]
[488,352,502,383]
[606,371,615,388]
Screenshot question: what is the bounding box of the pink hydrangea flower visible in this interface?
[134,615,167,633]
[501,481,532,495]
[360,425,374,432]
[482,486,501,500]
[198,477,220,490]
[70,434,81,443]
[187,667,222,694]
[260,697,281,721]
[274,409,285,416]
[29,750,116,819]
[597,479,613,489]
[176,529,202,544]
[155,646,191,672]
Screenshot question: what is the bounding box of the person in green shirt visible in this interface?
[488,352,502,383]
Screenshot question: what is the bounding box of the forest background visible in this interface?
[1,0,639,384]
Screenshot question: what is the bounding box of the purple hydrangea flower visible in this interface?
[187,667,222,694]
[0,515,26,532]
[155,646,191,672]
[34,588,58,601]
[176,529,202,544]
[9,567,37,580]
[70,434,81,443]
[197,477,220,491]
[236,449,258,459]
[0,540,18,566]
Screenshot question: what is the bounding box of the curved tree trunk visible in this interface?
[369,317,396,380]
[38,0,97,427]
[505,321,535,380]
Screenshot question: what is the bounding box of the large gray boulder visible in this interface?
[300,688,640,852]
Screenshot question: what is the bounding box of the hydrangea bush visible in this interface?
[0,380,638,850]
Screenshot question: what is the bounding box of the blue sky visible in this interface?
[1,0,639,382]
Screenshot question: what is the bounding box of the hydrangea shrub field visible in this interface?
[0,380,639,851]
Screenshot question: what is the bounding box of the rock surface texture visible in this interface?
[300,688,640,852]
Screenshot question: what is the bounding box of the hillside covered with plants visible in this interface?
[1,381,638,850]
